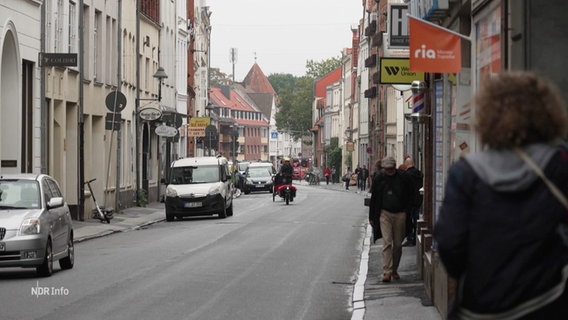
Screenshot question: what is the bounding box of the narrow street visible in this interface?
[0,184,368,320]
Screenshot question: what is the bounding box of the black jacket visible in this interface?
[405,166,423,207]
[434,144,568,318]
[368,169,414,222]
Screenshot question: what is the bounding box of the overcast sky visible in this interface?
[208,0,363,81]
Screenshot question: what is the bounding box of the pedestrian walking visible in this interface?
[369,156,416,282]
[402,157,423,247]
[344,166,352,190]
[358,165,369,192]
[434,71,568,319]
[324,167,331,185]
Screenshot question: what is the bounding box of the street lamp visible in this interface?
[153,66,168,102]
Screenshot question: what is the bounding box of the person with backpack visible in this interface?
[402,157,423,247]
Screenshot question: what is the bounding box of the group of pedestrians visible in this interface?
[367,71,568,318]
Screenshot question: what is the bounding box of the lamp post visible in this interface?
[154,67,168,101]
[135,66,168,206]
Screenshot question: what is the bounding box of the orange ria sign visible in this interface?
[409,17,461,73]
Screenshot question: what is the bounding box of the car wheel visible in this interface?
[37,240,53,277]
[218,204,227,219]
[227,201,234,217]
[59,232,75,270]
[244,188,251,195]
[165,208,174,222]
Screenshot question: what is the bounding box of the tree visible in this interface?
[209,67,233,87]
[305,56,342,79]
[268,57,342,141]
[326,137,342,183]
[269,74,314,141]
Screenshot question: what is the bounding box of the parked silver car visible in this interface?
[0,174,74,276]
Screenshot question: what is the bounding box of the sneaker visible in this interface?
[382,273,392,282]
[392,272,400,280]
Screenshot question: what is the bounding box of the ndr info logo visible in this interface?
[31,281,70,298]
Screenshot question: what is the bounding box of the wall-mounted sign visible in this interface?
[139,107,162,121]
[155,125,178,137]
[380,58,425,84]
[40,53,78,67]
[388,4,409,48]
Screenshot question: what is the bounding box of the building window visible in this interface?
[69,1,77,53]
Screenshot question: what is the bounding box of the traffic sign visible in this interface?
[105,91,127,113]
[105,112,121,131]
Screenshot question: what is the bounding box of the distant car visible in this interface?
[0,174,74,277]
[244,164,275,194]
[236,161,250,190]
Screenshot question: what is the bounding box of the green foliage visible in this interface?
[305,56,342,79]
[137,188,147,207]
[326,137,342,183]
[267,57,341,141]
[269,74,314,141]
[210,67,233,87]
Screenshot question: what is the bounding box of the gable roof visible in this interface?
[315,67,342,99]
[242,63,276,94]
[209,87,255,112]
[246,92,273,120]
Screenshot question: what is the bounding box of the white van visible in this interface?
[163,156,233,221]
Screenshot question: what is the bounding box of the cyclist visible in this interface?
[278,157,294,184]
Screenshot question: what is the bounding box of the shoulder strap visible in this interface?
[514,147,568,210]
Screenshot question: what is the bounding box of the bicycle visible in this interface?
[308,173,320,185]
[84,178,113,223]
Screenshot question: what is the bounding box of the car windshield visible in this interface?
[248,168,272,178]
[169,165,219,184]
[0,180,40,209]
[237,162,249,172]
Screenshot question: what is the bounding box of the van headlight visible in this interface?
[208,185,221,195]
[20,218,41,235]
[165,187,178,198]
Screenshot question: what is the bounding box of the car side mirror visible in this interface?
[47,197,64,209]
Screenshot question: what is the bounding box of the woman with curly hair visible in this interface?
[434,71,568,319]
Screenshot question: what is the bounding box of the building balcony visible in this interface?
[364,20,377,37]
[371,32,383,47]
[364,54,377,68]
[364,87,377,99]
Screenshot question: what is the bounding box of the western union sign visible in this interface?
[379,58,425,84]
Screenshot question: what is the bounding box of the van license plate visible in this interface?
[0,242,5,252]
[185,202,202,208]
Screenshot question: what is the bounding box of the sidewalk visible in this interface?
[73,202,165,242]
[315,180,442,320]
[71,182,442,320]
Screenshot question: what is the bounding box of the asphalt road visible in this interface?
[0,184,368,320]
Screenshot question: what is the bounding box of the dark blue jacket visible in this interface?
[434,143,568,318]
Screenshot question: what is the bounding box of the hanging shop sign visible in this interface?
[139,107,162,121]
[155,125,178,137]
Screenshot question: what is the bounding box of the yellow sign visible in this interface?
[187,117,211,137]
[379,58,425,84]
